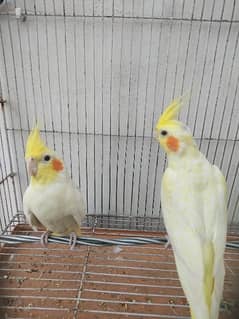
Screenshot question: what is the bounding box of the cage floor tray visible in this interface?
[0,225,238,319]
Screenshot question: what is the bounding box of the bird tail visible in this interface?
[190,242,215,319]
[203,242,215,312]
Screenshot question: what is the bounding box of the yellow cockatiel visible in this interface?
[155,97,227,319]
[23,126,86,249]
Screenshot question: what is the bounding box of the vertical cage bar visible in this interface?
[136,0,155,219]
[204,0,236,159]
[122,0,134,217]
[115,0,124,215]
[197,0,226,149]
[129,0,144,217]
[101,0,105,216]
[82,0,89,218]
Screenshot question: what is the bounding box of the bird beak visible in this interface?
[27,158,38,176]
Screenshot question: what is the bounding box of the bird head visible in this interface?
[25,126,64,184]
[155,96,195,155]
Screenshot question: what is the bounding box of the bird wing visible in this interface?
[161,162,227,319]
[59,185,86,236]
[23,187,44,230]
[23,181,86,235]
[210,165,227,319]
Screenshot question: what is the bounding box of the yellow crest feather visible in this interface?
[25,125,51,159]
[155,95,188,130]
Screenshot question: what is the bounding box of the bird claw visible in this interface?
[40,230,51,248]
[69,232,77,250]
[220,300,235,313]
[164,235,171,249]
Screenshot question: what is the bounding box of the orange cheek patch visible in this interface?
[166,136,179,152]
[52,159,64,171]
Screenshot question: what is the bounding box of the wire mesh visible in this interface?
[0,224,239,319]
[0,1,239,318]
[0,0,239,229]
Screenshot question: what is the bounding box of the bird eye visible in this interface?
[43,155,51,162]
[161,130,168,136]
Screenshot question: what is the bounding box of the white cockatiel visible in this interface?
[155,97,227,319]
[23,126,86,249]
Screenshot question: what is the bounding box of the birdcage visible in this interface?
[0,0,239,318]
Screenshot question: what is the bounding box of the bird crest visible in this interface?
[25,125,51,159]
[155,95,188,130]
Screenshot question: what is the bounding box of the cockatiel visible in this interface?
[23,126,86,249]
[155,97,227,319]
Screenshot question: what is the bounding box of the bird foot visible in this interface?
[69,232,77,250]
[220,300,235,313]
[164,235,171,249]
[40,230,51,248]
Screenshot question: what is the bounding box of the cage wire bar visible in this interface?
[0,1,239,319]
